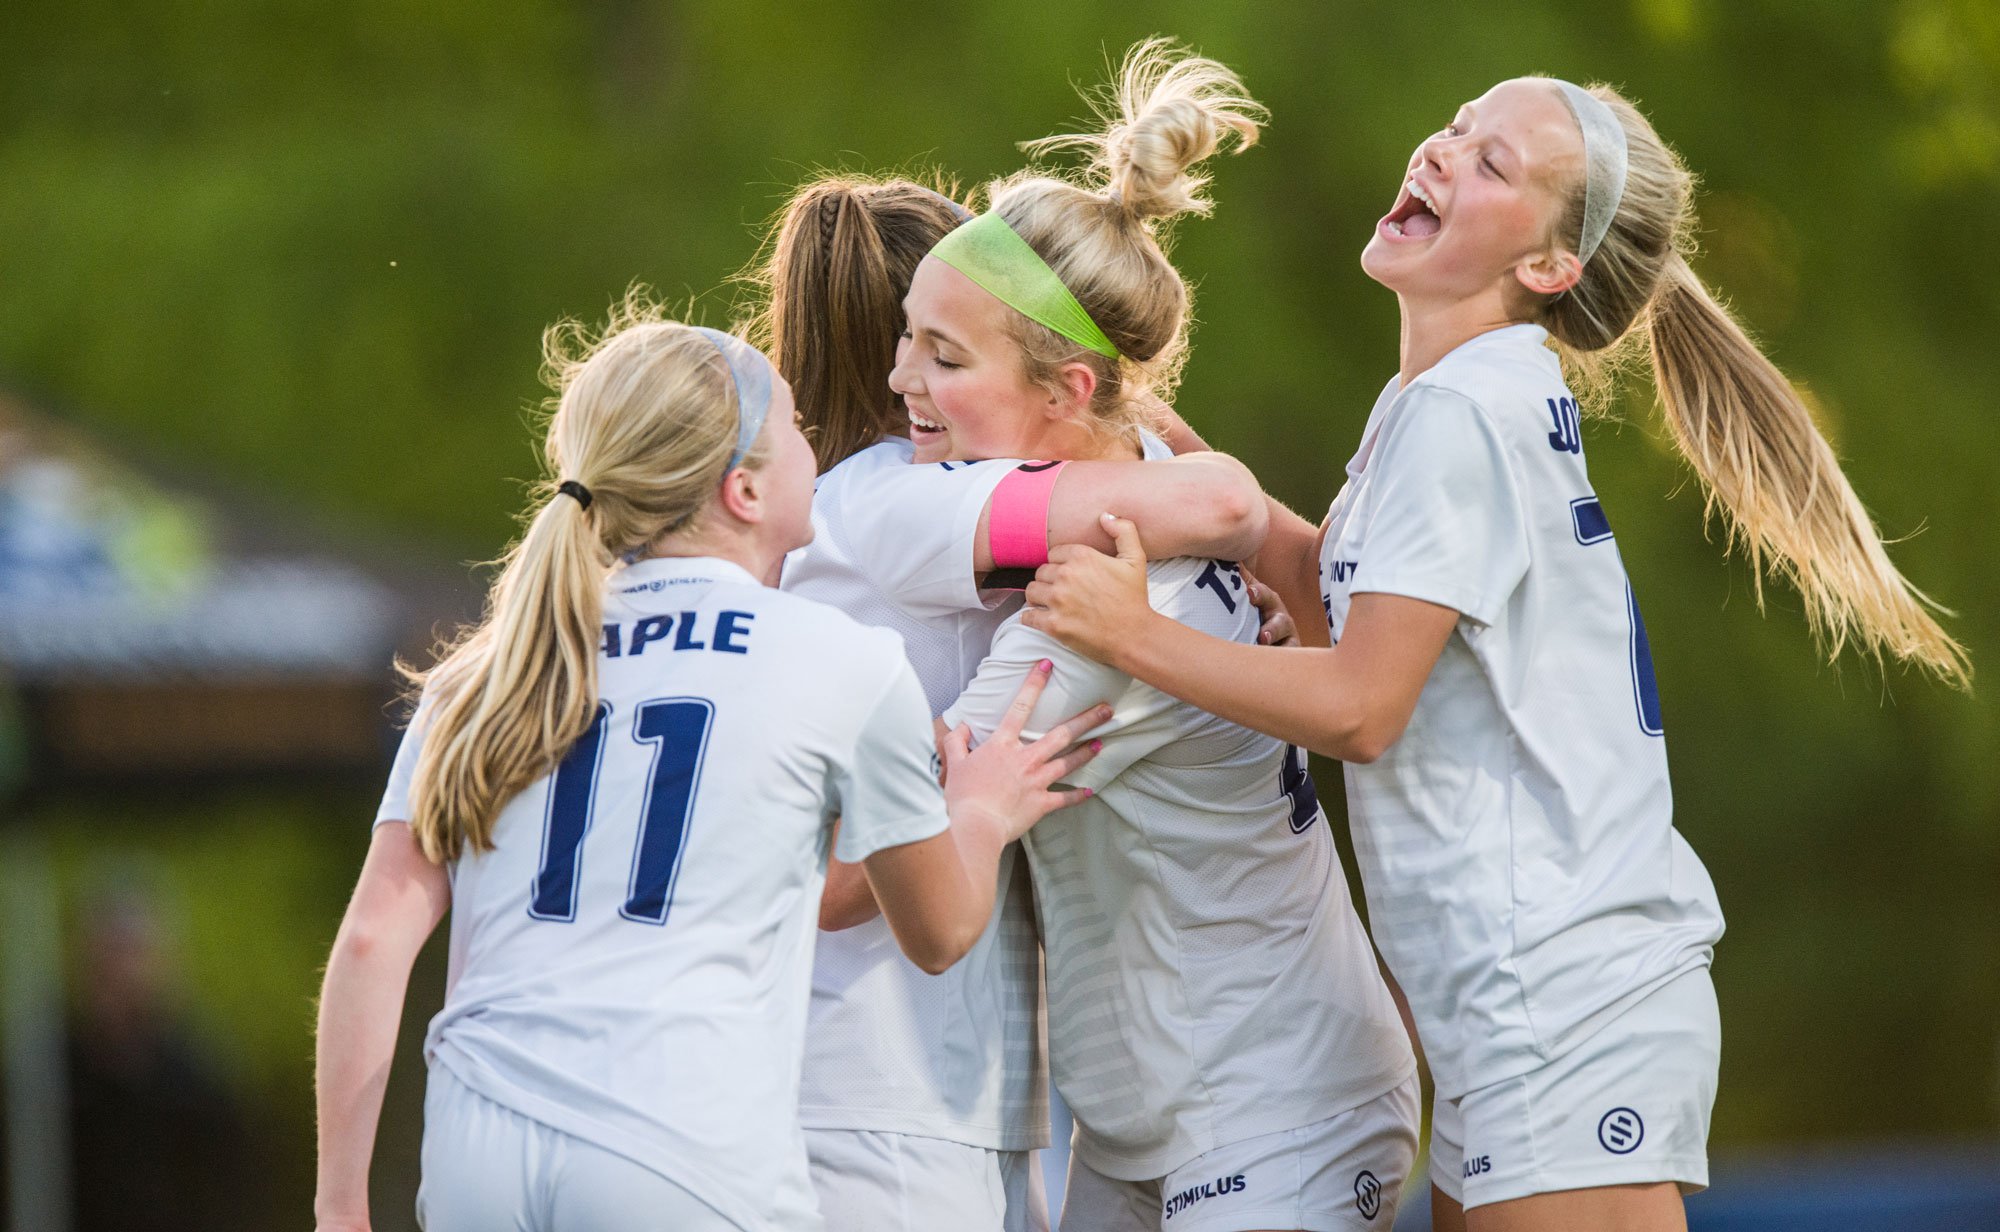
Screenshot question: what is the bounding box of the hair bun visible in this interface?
[1027,38,1266,223]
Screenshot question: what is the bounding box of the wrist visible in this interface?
[314,1198,367,1226]
[947,796,1020,854]
[1103,608,1168,677]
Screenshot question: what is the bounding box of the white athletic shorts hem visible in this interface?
[804,1128,1047,1232]
[1060,1074,1419,1232]
[417,1066,743,1232]
[1428,967,1719,1211]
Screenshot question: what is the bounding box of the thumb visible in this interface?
[941,723,973,766]
[1101,513,1146,565]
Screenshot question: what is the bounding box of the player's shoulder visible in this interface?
[1143,557,1260,639]
[739,585,908,664]
[817,437,914,491]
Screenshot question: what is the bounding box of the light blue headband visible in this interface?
[690,326,773,474]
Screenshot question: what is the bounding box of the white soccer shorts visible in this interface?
[1428,966,1720,1211]
[804,1127,1048,1232]
[416,1067,742,1231]
[1058,1074,1419,1231]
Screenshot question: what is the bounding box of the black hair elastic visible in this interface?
[556,479,593,510]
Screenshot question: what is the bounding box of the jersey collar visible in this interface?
[1351,323,1555,477]
[610,554,763,595]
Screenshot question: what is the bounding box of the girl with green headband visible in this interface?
[1021,77,1968,1231]
[877,40,1420,1232]
[743,173,1291,1232]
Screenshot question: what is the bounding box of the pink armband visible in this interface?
[988,461,1068,568]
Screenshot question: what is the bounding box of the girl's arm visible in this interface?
[856,664,1109,974]
[314,823,451,1232]
[1246,499,1331,649]
[1023,516,1458,763]
[974,450,1268,572]
[818,827,880,931]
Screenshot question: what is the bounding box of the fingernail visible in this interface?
[1037,658,1054,673]
[1259,633,1271,644]
[1090,739,1103,752]
[1081,787,1094,797]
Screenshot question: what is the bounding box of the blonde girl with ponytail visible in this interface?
[312,298,1111,1232]
[743,170,1294,1231]
[1025,77,1970,1231]
[822,42,1421,1231]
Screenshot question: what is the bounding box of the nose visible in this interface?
[889,333,921,398]
[1412,134,1451,180]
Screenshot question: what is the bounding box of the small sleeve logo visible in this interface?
[1353,1170,1382,1220]
[1597,1107,1645,1154]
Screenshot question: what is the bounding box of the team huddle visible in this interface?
[311,40,1968,1232]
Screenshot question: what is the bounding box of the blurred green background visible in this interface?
[2,0,1996,1224]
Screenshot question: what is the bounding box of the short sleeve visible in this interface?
[838,458,1017,618]
[831,657,953,864]
[1350,387,1530,626]
[373,692,434,829]
[942,614,1177,793]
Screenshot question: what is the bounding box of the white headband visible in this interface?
[1551,80,1628,267]
[690,326,773,475]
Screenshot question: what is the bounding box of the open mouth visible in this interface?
[908,408,946,437]
[1380,178,1442,240]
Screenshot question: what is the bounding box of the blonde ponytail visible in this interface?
[405,292,757,861]
[409,496,607,861]
[1537,81,1969,687]
[1644,257,1969,685]
[990,38,1266,441]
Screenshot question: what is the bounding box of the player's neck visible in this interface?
[1395,289,1527,387]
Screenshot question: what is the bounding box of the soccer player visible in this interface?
[871,42,1423,1232]
[1021,78,1969,1232]
[311,301,1110,1232]
[746,174,1282,1232]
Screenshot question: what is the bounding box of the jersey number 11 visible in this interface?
[529,698,717,926]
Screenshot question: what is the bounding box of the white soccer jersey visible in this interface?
[375,556,953,1232]
[1318,323,1725,1101]
[782,436,1050,1152]
[941,443,1416,1182]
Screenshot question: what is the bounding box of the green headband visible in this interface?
[928,211,1121,360]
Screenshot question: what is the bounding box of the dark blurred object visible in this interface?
[61,880,275,1231]
[1392,1147,2000,1230]
[0,396,446,793]
[1686,1146,2000,1231]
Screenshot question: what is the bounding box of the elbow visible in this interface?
[1339,733,1390,766]
[1331,715,1408,766]
[332,920,385,965]
[904,919,981,976]
[1305,695,1407,766]
[1206,458,1268,559]
[912,950,960,977]
[329,911,422,973]
[818,897,880,933]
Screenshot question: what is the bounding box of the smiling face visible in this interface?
[1360,78,1587,310]
[889,256,1091,465]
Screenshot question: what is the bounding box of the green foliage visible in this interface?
[3,0,1996,1150]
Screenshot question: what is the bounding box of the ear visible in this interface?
[1041,360,1099,423]
[716,465,764,526]
[1515,246,1583,298]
